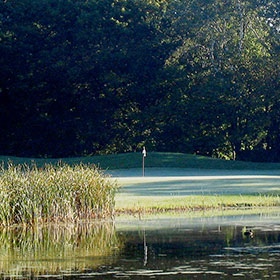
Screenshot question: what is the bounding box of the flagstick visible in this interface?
[143,154,145,177]
[142,147,147,177]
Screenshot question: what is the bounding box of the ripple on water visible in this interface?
[224,245,280,254]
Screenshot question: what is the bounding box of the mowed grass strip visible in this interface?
[115,194,280,214]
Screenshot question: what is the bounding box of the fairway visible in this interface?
[111,168,280,196]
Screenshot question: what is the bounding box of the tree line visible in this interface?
[0,0,279,161]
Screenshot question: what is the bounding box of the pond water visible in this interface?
[1,210,280,279]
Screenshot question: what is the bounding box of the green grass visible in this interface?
[2,152,280,170]
[115,194,280,214]
[0,163,118,225]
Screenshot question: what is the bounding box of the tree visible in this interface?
[0,0,279,161]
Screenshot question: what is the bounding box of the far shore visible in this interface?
[111,168,280,214]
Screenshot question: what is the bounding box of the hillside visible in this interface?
[1,152,280,170]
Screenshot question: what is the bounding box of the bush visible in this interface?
[0,163,118,225]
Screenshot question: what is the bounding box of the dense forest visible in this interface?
[0,0,279,161]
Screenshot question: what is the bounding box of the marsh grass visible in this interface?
[0,163,118,226]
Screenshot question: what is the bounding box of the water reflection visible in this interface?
[0,222,121,278]
[1,212,280,279]
[102,212,280,280]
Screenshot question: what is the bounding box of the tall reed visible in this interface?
[0,163,118,225]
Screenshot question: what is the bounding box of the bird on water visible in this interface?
[243,229,254,238]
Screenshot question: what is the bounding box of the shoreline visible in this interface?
[113,168,280,215]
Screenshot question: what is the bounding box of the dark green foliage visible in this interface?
[0,0,279,161]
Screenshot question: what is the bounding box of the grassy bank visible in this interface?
[0,163,118,226]
[115,194,280,215]
[2,152,280,170]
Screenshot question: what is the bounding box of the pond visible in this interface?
[1,210,280,279]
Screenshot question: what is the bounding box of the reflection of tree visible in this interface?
[0,223,123,277]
